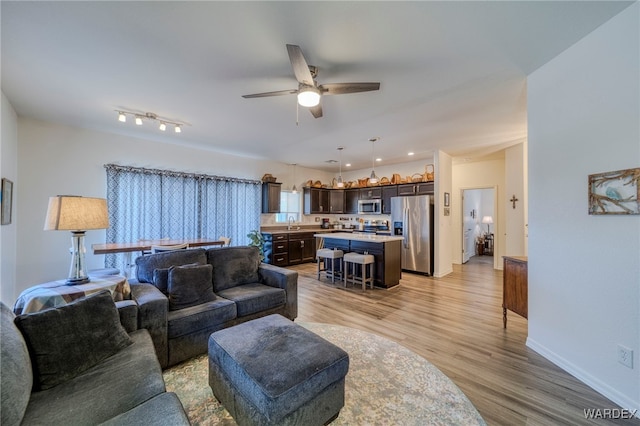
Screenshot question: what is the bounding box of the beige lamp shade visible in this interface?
[44,196,109,231]
[481,216,493,224]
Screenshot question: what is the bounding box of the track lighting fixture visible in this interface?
[115,110,189,133]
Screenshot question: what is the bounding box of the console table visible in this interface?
[502,256,528,328]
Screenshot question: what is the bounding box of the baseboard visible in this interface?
[526,337,640,417]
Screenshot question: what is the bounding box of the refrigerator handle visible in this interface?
[403,207,409,248]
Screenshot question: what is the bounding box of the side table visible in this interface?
[13,275,130,315]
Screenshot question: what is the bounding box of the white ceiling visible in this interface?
[1,1,632,172]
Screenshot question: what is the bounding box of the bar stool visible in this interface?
[316,248,344,283]
[343,252,375,290]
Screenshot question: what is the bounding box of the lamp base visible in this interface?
[66,276,90,285]
[68,231,90,285]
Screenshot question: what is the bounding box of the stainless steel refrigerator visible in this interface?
[390,195,434,275]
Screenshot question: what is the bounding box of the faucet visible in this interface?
[288,216,295,230]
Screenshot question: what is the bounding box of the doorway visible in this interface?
[462,188,496,264]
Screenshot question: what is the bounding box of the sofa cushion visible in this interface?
[99,392,190,426]
[168,263,216,311]
[135,248,207,284]
[0,303,33,426]
[14,290,133,390]
[207,246,260,292]
[22,330,166,425]
[167,298,237,339]
[216,283,286,317]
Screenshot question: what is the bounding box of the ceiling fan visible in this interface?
[242,44,380,118]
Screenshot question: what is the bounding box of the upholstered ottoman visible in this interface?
[208,314,349,426]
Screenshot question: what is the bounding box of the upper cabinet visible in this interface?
[303,187,329,214]
[345,189,359,214]
[397,182,434,196]
[329,190,345,214]
[359,188,382,200]
[262,182,282,213]
[382,186,398,214]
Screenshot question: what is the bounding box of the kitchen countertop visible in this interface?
[314,232,403,243]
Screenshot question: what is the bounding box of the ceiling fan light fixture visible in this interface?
[297,86,320,107]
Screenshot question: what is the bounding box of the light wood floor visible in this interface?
[290,257,640,426]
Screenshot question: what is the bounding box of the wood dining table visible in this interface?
[92,238,224,277]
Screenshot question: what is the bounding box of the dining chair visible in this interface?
[218,236,231,247]
[151,243,189,254]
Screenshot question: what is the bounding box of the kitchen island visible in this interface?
[315,233,403,288]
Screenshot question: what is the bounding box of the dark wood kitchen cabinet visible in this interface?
[345,189,360,214]
[359,188,382,200]
[288,232,316,264]
[329,190,345,214]
[262,233,288,266]
[382,185,397,214]
[262,182,282,213]
[303,187,329,214]
[397,182,434,196]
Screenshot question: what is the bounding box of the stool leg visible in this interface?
[317,257,321,280]
[331,258,335,284]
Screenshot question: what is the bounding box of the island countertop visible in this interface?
[314,232,403,243]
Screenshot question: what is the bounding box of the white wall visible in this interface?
[452,157,506,268]
[434,150,453,277]
[528,3,639,412]
[13,117,333,304]
[505,143,527,256]
[1,92,19,304]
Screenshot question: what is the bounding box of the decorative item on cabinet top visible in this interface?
[302,169,435,190]
[261,174,277,183]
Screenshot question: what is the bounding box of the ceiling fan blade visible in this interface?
[320,82,381,95]
[309,104,323,118]
[242,89,297,98]
[286,44,315,86]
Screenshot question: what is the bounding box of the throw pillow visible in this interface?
[152,268,170,294]
[153,263,200,294]
[168,264,216,311]
[14,290,133,390]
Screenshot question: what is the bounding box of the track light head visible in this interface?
[115,110,188,133]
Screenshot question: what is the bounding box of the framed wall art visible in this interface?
[1,178,13,225]
[588,167,640,215]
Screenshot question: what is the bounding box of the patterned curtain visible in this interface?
[104,164,261,268]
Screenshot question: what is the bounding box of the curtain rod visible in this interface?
[104,164,261,185]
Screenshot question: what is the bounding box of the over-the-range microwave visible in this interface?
[358,199,382,214]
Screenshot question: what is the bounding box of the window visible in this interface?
[276,190,301,223]
[104,164,261,268]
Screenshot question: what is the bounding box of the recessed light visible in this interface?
[346,163,351,167]
[376,158,382,162]
[408,152,414,156]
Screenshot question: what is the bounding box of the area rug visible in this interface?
[163,322,486,425]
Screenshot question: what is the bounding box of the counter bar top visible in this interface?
[314,232,403,243]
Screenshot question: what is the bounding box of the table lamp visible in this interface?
[481,215,493,235]
[44,195,109,285]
